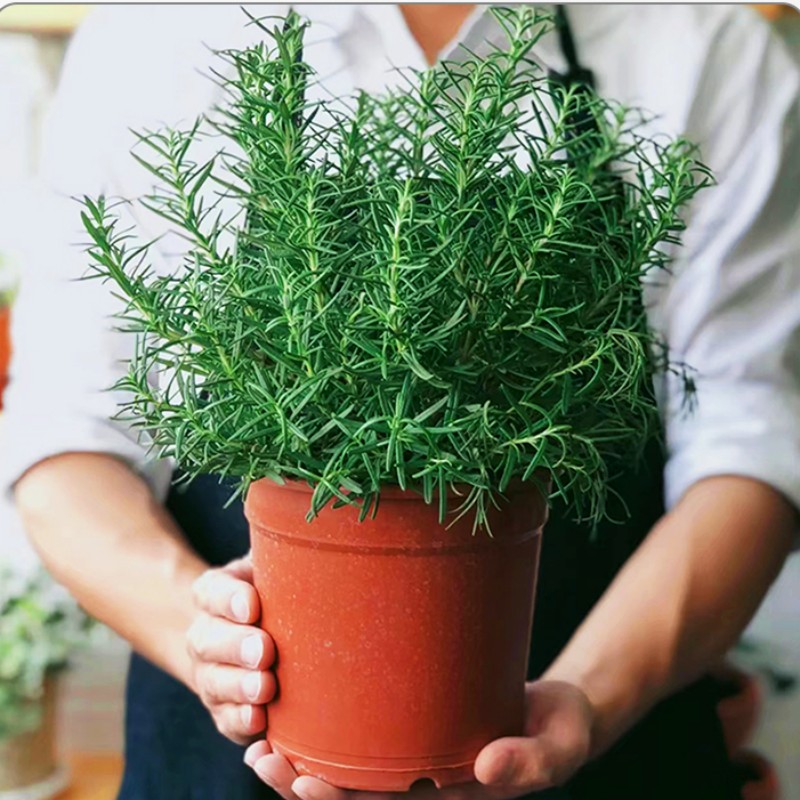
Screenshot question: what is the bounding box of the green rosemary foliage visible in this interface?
[82,8,710,529]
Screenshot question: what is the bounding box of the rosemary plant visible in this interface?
[82,8,709,529]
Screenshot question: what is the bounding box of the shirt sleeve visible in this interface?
[0,3,301,501]
[0,191,174,500]
[659,11,800,511]
[0,8,180,499]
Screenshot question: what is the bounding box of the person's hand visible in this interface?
[244,681,595,799]
[187,556,276,745]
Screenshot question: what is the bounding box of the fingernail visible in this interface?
[244,746,258,768]
[240,704,253,728]
[231,592,250,622]
[254,761,276,787]
[489,753,517,785]
[241,635,264,668]
[293,780,313,800]
[242,671,262,702]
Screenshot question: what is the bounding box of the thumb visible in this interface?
[474,680,594,791]
[474,736,560,792]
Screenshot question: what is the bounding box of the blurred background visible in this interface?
[0,4,798,799]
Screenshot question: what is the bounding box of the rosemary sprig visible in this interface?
[82,8,710,530]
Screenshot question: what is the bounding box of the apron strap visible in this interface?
[548,4,601,155]
[553,4,596,90]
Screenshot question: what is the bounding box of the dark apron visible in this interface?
[118,9,739,799]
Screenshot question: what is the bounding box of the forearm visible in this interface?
[545,475,796,757]
[15,453,207,687]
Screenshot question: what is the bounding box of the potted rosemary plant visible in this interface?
[0,568,91,798]
[82,8,708,790]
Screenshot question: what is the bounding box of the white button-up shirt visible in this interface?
[2,4,800,515]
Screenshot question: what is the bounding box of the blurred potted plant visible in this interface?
[713,661,763,756]
[734,750,780,800]
[0,569,92,798]
[81,8,708,790]
[0,260,13,411]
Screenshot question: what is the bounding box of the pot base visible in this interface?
[0,766,69,800]
[270,738,476,791]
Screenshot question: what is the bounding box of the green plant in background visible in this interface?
[0,569,92,740]
[81,7,710,529]
[0,254,16,308]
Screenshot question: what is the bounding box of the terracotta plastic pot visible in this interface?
[245,479,546,790]
[0,679,68,796]
[0,305,10,411]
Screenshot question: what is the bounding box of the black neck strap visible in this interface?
[552,4,595,91]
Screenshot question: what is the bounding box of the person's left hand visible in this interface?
[244,681,595,800]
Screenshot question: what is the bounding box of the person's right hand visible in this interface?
[187,556,276,745]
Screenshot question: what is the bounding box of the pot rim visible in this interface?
[251,475,550,502]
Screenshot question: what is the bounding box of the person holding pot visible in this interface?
[3,4,799,800]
